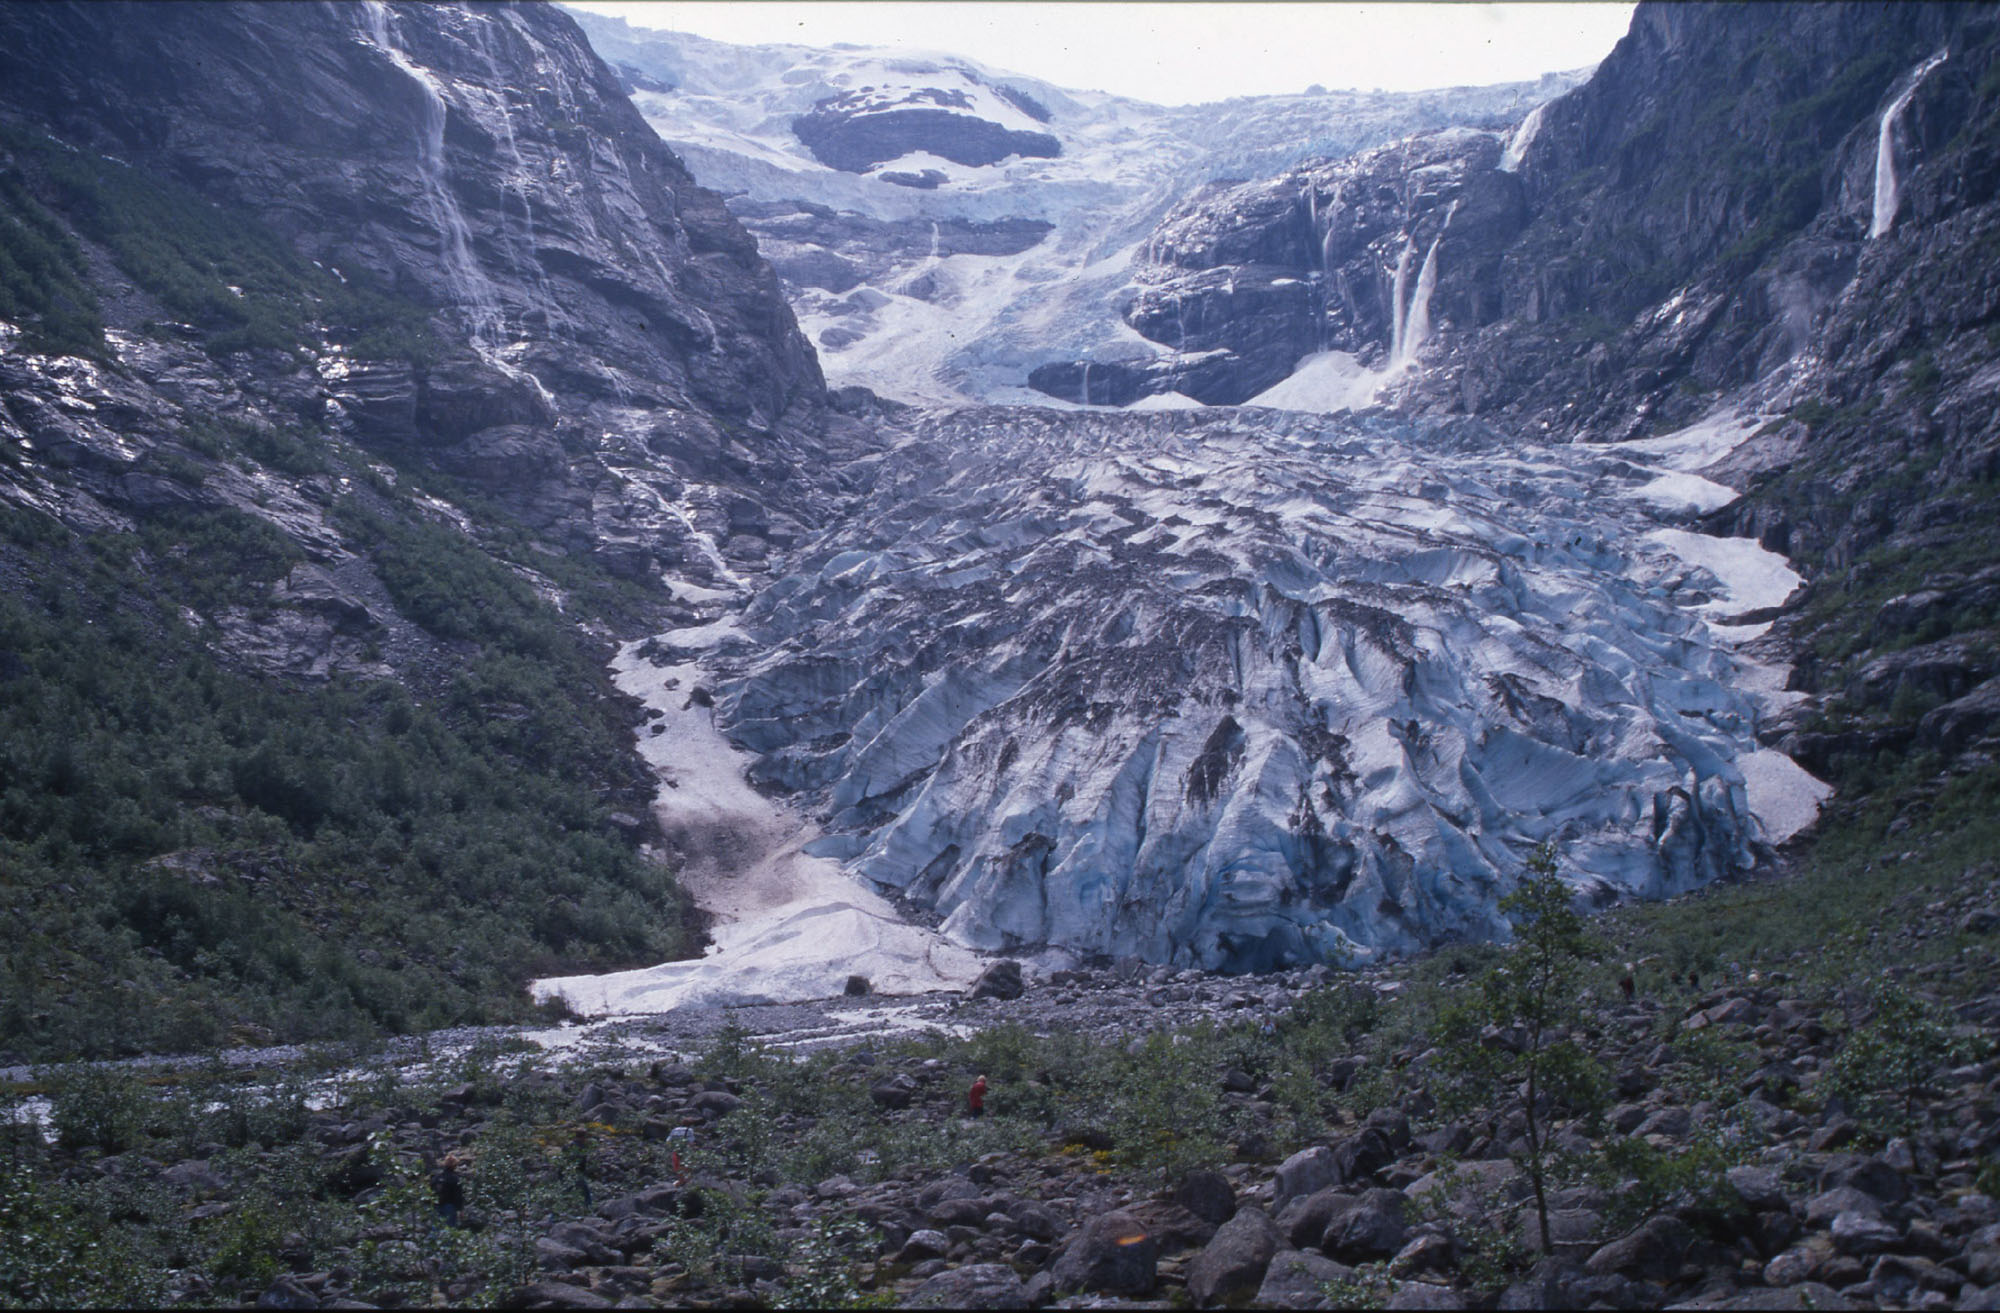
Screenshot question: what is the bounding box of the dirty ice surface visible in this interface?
[530,628,982,1016]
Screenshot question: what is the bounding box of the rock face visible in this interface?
[707,404,1811,969]
[1069,2,2000,441]
[792,84,1061,173]
[0,1,841,1042]
[1103,128,1521,405]
[0,0,834,585]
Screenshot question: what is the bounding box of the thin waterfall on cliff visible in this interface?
[1499,101,1547,174]
[358,2,507,352]
[1391,203,1456,369]
[467,17,555,321]
[1304,180,1330,351]
[1388,236,1417,364]
[1871,49,1949,239]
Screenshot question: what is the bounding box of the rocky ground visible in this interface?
[11,846,2000,1311]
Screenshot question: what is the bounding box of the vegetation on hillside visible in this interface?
[0,456,690,1062]
[0,121,435,361]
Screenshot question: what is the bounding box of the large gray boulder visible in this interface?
[1186,1206,1282,1307]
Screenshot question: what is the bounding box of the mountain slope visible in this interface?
[0,0,836,1060]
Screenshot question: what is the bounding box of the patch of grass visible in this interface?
[0,121,436,362]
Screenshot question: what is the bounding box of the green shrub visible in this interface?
[1432,843,1609,1253]
[1824,982,1983,1137]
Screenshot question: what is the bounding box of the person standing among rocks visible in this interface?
[432,1154,466,1228]
[967,1073,988,1118]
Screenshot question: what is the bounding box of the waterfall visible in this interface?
[1390,201,1457,370]
[1305,180,1329,350]
[1399,228,1444,365]
[468,18,562,337]
[1081,360,1092,407]
[1499,102,1547,174]
[1388,236,1417,365]
[359,2,505,352]
[1871,50,1949,239]
[929,221,942,261]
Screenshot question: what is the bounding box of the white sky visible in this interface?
[564,2,1638,105]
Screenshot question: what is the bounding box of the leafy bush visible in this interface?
[1825,982,1983,1137]
[1432,844,1609,1253]
[0,1159,167,1308]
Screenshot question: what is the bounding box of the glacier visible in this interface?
[643,402,1826,976]
[570,13,1585,406]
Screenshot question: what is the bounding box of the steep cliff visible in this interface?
[0,0,835,1057]
[1062,1,2000,804]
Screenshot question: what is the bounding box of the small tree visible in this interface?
[1435,843,1608,1253]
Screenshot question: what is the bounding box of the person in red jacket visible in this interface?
[967,1074,988,1118]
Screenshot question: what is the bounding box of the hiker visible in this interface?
[966,1073,988,1119]
[567,1128,593,1207]
[432,1154,465,1228]
[668,1123,695,1184]
[1619,963,1636,1000]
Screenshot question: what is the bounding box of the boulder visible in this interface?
[497,1282,616,1310]
[1584,1213,1693,1281]
[1273,1145,1338,1214]
[1278,1187,1359,1249]
[967,959,1025,1000]
[255,1276,321,1310]
[1254,1248,1358,1309]
[897,1229,952,1262]
[1332,1127,1397,1183]
[1828,1210,1901,1256]
[907,1262,1029,1309]
[1174,1168,1239,1225]
[1186,1205,1282,1307]
[1049,1208,1158,1295]
[1324,1189,1407,1263]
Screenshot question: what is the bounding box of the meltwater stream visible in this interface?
[537,400,1828,1015]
